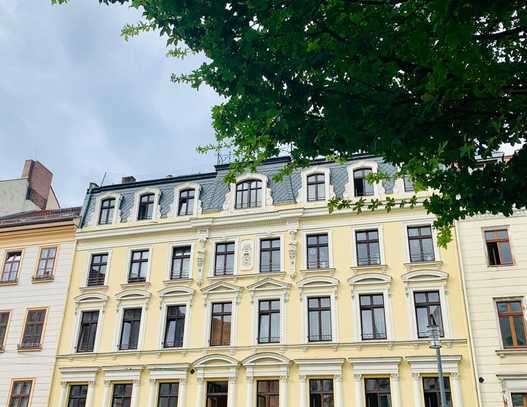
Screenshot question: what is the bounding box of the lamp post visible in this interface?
[428,323,448,407]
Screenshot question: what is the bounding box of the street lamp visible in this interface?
[428,323,448,407]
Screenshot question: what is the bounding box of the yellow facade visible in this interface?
[49,160,478,407]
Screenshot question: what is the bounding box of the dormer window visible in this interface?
[98,198,116,225]
[138,193,155,220]
[178,189,195,216]
[307,174,325,202]
[353,169,374,197]
[235,180,262,209]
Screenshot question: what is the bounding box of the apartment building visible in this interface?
[49,156,478,407]
[0,206,80,406]
[457,212,527,407]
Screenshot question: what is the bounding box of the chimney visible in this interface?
[22,160,53,210]
[121,176,136,184]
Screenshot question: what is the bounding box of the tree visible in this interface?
[54,0,527,244]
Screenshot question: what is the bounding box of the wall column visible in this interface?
[354,374,363,407]
[58,382,68,407]
[335,374,344,407]
[102,380,112,407]
[412,373,422,407]
[246,375,254,407]
[131,379,140,407]
[279,376,288,407]
[147,379,157,407]
[227,377,237,407]
[195,378,204,407]
[451,373,464,407]
[86,380,96,407]
[390,374,401,407]
[178,378,187,407]
[299,375,307,407]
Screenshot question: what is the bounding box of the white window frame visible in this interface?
[101,366,142,407]
[222,173,273,214]
[58,367,98,407]
[295,358,345,407]
[166,242,194,281]
[84,250,112,287]
[402,221,441,264]
[209,238,239,277]
[296,166,335,204]
[255,234,285,274]
[113,289,151,352]
[147,364,190,407]
[201,282,241,347]
[170,183,202,218]
[71,293,108,353]
[125,247,152,284]
[343,160,385,200]
[348,273,393,341]
[498,374,527,407]
[247,278,291,346]
[192,354,239,407]
[301,229,334,271]
[402,270,451,340]
[157,286,194,349]
[90,192,121,226]
[350,224,386,268]
[298,276,339,344]
[131,187,161,222]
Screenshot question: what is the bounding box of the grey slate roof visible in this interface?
[81,156,396,227]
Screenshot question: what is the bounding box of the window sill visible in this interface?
[0,280,18,286]
[487,265,519,272]
[404,261,443,271]
[163,278,193,286]
[121,281,150,290]
[350,264,388,273]
[32,275,54,283]
[80,285,109,292]
[208,271,287,281]
[17,344,42,352]
[496,348,527,358]
[300,268,336,274]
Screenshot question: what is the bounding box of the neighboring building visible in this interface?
[0,207,80,407]
[0,160,60,217]
[49,156,478,407]
[457,212,527,407]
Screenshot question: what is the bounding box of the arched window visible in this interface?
[307,174,326,202]
[178,189,195,216]
[98,198,116,225]
[137,193,155,220]
[353,169,374,197]
[235,180,262,209]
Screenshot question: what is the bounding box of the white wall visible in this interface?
[457,213,527,407]
[0,178,40,216]
[0,240,74,407]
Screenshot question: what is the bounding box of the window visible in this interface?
[407,226,435,262]
[119,308,142,350]
[87,253,108,286]
[497,301,527,348]
[423,377,451,407]
[258,299,280,344]
[35,247,57,279]
[164,305,186,348]
[360,294,387,340]
[99,198,116,225]
[307,174,326,202]
[356,230,380,266]
[307,234,329,269]
[403,177,414,192]
[8,380,32,407]
[309,379,334,407]
[210,302,231,346]
[308,296,332,342]
[365,378,391,407]
[235,180,262,209]
[206,381,228,407]
[214,242,235,276]
[158,383,179,407]
[1,251,22,282]
[260,238,281,273]
[512,394,527,407]
[171,247,191,279]
[257,380,279,407]
[112,383,133,407]
[414,291,444,338]
[77,311,99,353]
[354,168,374,197]
[20,309,46,350]
[178,189,195,216]
[128,250,149,282]
[0,311,9,350]
[138,193,155,220]
[485,229,513,266]
[68,384,88,407]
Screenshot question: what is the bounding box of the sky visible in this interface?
[0,0,221,207]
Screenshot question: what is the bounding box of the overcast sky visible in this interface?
[0,0,221,207]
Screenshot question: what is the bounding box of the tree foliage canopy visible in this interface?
[55,0,527,243]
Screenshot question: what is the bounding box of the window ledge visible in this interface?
[496,348,527,358]
[300,268,336,274]
[32,275,54,283]
[80,285,109,292]
[0,280,18,286]
[121,282,150,290]
[350,264,388,273]
[163,278,193,286]
[404,261,443,271]
[208,271,287,281]
[487,265,519,272]
[17,344,42,352]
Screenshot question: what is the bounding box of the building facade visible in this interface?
[49,156,478,407]
[457,212,527,407]
[0,207,80,407]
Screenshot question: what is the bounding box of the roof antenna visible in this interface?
[100,171,107,187]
